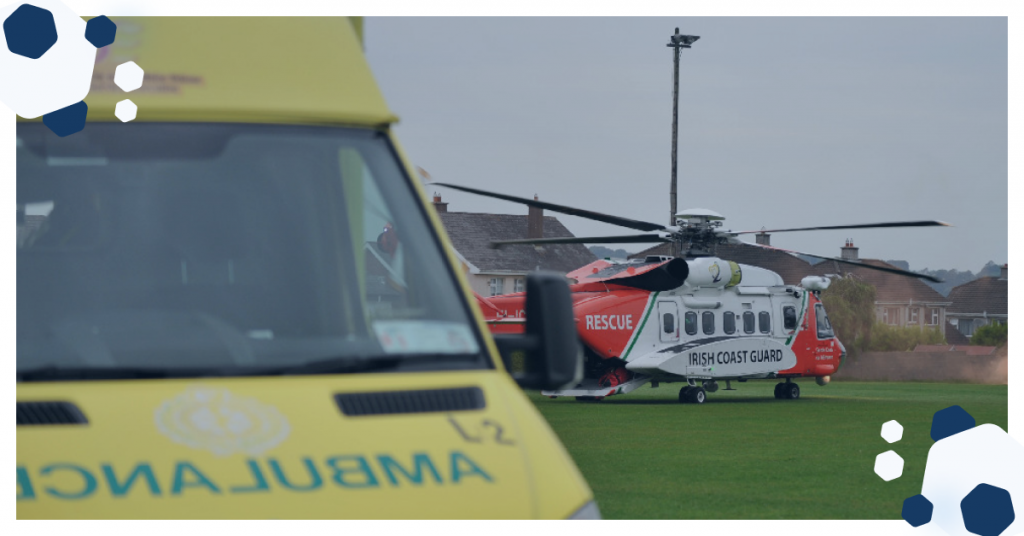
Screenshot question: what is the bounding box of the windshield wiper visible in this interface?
[265,352,482,376]
[16,353,484,382]
[17,365,214,382]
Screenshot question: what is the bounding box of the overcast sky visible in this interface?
[366,17,1007,272]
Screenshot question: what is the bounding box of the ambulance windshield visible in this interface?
[16,123,488,380]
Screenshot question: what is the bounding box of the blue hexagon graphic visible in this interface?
[902,494,934,528]
[961,483,1016,536]
[85,15,116,48]
[3,4,58,59]
[931,405,976,441]
[42,100,88,137]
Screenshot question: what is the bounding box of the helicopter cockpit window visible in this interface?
[783,306,797,331]
[684,311,697,335]
[815,304,834,339]
[702,311,715,335]
[759,311,771,334]
[742,311,755,334]
[723,312,736,334]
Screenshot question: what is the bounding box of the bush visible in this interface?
[971,322,1007,347]
[867,323,945,352]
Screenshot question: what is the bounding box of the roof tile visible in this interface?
[439,212,597,273]
[946,277,1007,315]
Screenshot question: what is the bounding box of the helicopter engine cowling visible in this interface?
[609,257,690,292]
[685,257,742,288]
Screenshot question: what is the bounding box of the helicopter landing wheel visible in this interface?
[678,386,692,403]
[784,383,801,400]
[687,387,707,404]
[774,383,786,399]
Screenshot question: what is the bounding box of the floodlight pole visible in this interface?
[667,28,699,257]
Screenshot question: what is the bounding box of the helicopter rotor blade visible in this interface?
[731,220,952,235]
[435,182,668,233]
[489,234,672,249]
[735,239,943,283]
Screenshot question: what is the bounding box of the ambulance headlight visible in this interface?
[567,500,602,519]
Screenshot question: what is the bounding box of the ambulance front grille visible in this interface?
[16,401,89,425]
[334,387,485,416]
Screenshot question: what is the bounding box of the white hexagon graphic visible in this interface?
[921,424,1024,536]
[114,61,144,92]
[114,99,136,122]
[881,420,904,443]
[0,0,96,118]
[874,450,904,481]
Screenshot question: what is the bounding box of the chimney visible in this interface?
[755,231,770,246]
[432,193,448,213]
[527,194,543,239]
[841,239,859,261]
[1000,264,1008,280]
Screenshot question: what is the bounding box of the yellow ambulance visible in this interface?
[16,17,596,519]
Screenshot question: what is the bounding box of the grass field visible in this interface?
[527,380,1009,520]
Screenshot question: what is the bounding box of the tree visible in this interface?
[971,322,1007,347]
[819,276,876,355]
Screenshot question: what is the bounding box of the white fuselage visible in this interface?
[620,260,809,381]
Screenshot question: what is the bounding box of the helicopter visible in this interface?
[436,181,949,404]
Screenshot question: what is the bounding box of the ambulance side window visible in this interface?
[723,311,736,334]
[759,311,771,334]
[783,306,797,330]
[702,311,715,335]
[684,311,697,335]
[742,311,755,334]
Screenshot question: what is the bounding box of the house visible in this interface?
[945,264,1008,339]
[628,232,814,285]
[810,240,951,330]
[432,195,597,297]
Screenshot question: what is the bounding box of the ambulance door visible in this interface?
[657,300,680,343]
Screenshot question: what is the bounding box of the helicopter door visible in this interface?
[657,301,680,343]
[772,296,800,339]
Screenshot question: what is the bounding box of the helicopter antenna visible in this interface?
[667,28,700,257]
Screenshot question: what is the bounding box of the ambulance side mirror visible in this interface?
[493,271,583,391]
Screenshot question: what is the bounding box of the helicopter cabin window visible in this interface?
[783,306,797,331]
[815,304,835,339]
[702,311,715,335]
[742,311,755,334]
[684,311,697,335]
[759,311,771,334]
[723,311,736,334]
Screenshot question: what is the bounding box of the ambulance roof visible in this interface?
[80,17,397,126]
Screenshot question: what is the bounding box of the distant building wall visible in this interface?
[834,351,1007,384]
[875,303,947,329]
[469,273,527,297]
